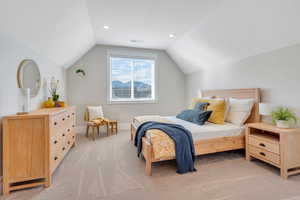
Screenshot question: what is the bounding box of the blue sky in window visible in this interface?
[111,57,153,85]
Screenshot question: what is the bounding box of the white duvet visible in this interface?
[134,116,244,141]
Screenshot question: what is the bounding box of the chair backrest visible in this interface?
[84,106,104,121]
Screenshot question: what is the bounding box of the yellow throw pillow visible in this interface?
[191,98,226,124]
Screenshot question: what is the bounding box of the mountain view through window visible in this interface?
[110,57,155,102]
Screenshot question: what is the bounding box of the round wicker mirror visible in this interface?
[17,59,41,97]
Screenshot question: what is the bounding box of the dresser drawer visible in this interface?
[249,135,280,154]
[70,132,76,145]
[50,115,61,134]
[67,108,76,122]
[50,113,69,136]
[50,135,62,154]
[249,145,280,165]
[50,153,61,173]
[66,132,74,148]
[50,135,62,172]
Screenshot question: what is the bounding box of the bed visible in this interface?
[130,88,261,175]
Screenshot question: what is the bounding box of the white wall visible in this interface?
[0,32,67,175]
[185,44,300,122]
[0,32,66,116]
[67,45,186,128]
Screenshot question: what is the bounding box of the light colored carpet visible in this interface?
[2,131,300,200]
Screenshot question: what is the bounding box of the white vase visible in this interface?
[276,120,290,128]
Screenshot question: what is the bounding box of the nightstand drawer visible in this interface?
[249,135,280,154]
[249,145,280,165]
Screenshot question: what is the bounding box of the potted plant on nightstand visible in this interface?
[271,107,297,128]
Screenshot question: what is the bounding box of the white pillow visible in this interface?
[226,98,254,126]
[88,106,104,120]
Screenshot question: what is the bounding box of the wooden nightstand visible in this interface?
[246,123,300,179]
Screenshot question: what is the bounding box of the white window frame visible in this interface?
[107,50,158,104]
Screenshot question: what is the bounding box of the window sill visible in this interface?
[107,99,158,105]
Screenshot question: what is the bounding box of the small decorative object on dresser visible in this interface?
[2,106,76,194]
[50,77,60,102]
[43,97,55,108]
[271,107,297,128]
[246,123,300,179]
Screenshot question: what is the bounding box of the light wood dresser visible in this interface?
[246,123,300,179]
[2,106,76,194]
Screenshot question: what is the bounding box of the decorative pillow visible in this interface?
[202,97,230,119]
[192,98,226,124]
[176,109,212,125]
[194,102,209,111]
[226,98,254,126]
[87,106,104,120]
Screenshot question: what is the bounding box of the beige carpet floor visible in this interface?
[2,131,300,200]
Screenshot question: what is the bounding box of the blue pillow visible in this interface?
[194,102,209,111]
[176,109,212,125]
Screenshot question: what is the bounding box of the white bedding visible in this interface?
[134,116,244,141]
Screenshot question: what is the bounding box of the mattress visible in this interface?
[133,115,245,160]
[134,116,244,141]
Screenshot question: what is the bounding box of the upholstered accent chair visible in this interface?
[84,106,118,140]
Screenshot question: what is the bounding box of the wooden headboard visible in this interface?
[202,88,261,123]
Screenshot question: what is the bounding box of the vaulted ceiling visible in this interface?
[1,0,95,67]
[1,0,300,73]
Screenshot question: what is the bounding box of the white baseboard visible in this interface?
[75,123,130,134]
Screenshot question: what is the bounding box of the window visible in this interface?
[109,55,156,103]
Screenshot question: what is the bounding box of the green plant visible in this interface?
[271,107,297,124]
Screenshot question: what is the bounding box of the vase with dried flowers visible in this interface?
[49,77,60,103]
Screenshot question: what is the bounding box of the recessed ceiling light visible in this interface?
[103,25,110,30]
[169,34,175,38]
[130,40,144,43]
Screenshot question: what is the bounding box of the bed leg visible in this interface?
[146,159,152,176]
[145,142,152,176]
[130,124,133,141]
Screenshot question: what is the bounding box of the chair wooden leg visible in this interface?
[116,122,118,134]
[110,124,113,135]
[92,127,96,141]
[97,126,100,136]
[86,125,90,137]
[106,123,110,136]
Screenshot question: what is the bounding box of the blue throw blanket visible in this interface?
[134,121,196,174]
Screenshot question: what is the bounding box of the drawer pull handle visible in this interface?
[54,122,58,126]
[62,118,65,121]
[259,152,266,157]
[67,129,70,132]
[54,156,58,161]
[259,143,266,147]
[72,136,75,139]
[72,125,75,128]
[68,141,70,145]
[54,140,58,144]
[72,113,75,115]
[62,133,65,137]
[68,115,70,118]
[62,147,66,151]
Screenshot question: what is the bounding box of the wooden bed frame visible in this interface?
[130,88,261,175]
